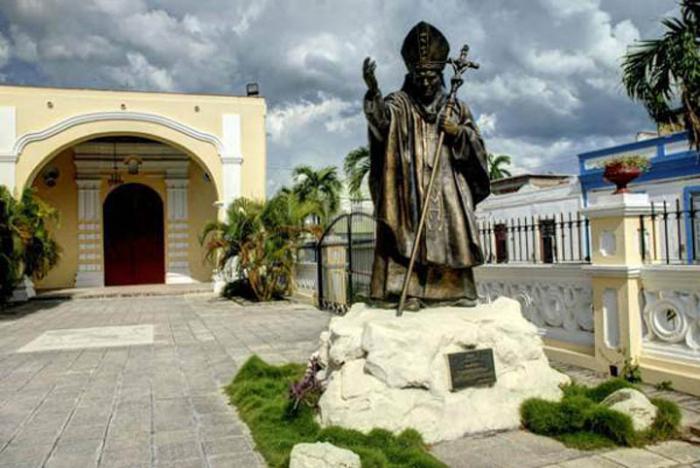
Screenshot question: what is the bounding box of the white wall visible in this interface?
[477,179,582,222]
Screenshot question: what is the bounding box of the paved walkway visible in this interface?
[0,294,328,467]
[1,293,699,468]
[432,362,700,467]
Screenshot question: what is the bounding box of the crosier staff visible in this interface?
[397,44,480,317]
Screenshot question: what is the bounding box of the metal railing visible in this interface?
[639,198,699,264]
[293,213,376,313]
[477,211,591,264]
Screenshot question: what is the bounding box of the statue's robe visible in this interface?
[364,87,490,301]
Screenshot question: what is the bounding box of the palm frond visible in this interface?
[344,146,371,197]
[622,4,700,148]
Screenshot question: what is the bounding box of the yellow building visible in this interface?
[0,84,266,289]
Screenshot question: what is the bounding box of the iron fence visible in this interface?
[639,198,699,264]
[477,211,591,264]
[296,208,597,312]
[294,212,377,313]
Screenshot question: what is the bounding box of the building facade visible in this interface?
[476,132,700,265]
[0,85,267,289]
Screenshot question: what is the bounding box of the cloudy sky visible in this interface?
[0,0,679,194]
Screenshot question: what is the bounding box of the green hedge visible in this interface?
[521,379,681,449]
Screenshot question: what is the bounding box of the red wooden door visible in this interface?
[104,183,165,286]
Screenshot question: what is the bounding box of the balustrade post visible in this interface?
[582,193,651,376]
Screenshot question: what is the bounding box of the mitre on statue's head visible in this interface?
[401,21,450,71]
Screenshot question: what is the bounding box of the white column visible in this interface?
[166,178,194,284]
[75,179,104,287]
[0,106,17,193]
[221,113,244,208]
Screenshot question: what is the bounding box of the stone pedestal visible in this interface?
[316,297,569,444]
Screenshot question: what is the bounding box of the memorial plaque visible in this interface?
[447,348,496,391]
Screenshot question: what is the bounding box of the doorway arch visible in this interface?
[104,183,165,286]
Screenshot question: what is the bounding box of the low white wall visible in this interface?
[640,265,700,363]
[475,264,594,348]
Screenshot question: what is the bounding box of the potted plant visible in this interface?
[601,155,650,194]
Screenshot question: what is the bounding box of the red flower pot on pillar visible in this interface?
[601,155,650,195]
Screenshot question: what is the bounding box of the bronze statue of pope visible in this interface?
[363,21,490,311]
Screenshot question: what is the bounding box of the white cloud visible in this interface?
[231,0,269,35]
[0,33,10,68]
[117,9,216,62]
[468,74,581,115]
[109,52,175,91]
[268,94,359,144]
[486,134,620,175]
[476,113,496,137]
[523,49,595,76]
[0,0,675,193]
[539,0,600,20]
[92,0,147,15]
[9,26,37,62]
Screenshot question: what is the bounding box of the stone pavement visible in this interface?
[1,293,699,468]
[0,293,329,467]
[432,363,700,468]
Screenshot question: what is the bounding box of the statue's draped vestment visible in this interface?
[365,87,490,301]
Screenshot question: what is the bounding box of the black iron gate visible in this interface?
[316,213,376,313]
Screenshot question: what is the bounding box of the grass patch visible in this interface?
[521,378,681,450]
[226,355,446,468]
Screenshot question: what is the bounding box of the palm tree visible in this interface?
[200,197,264,269]
[488,153,513,181]
[291,165,342,225]
[200,193,321,301]
[622,0,700,148]
[343,146,370,199]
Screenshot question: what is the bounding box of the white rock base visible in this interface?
[317,297,570,444]
[290,442,360,468]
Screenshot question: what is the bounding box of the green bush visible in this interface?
[521,379,680,450]
[560,395,595,431]
[226,356,446,468]
[0,186,60,305]
[520,399,569,435]
[585,378,636,402]
[646,398,681,441]
[587,406,635,445]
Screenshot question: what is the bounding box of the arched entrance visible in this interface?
[104,183,165,286]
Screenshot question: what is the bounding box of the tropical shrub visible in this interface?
[201,191,321,302]
[0,186,61,304]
